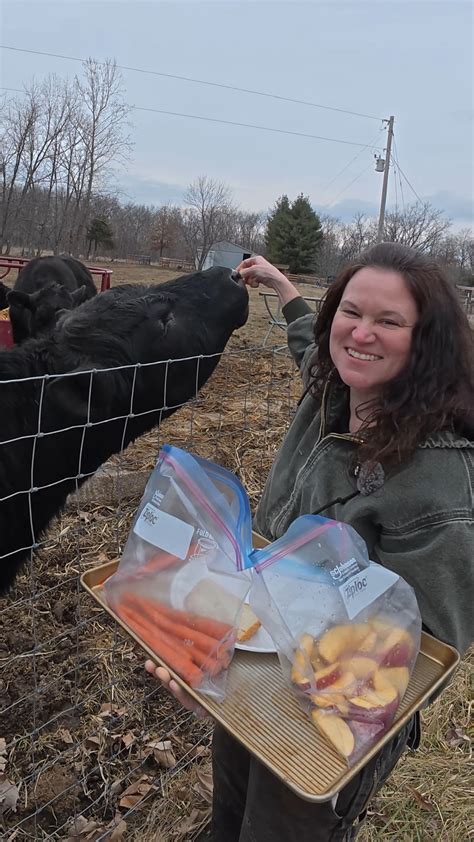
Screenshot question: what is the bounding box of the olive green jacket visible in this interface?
[254,301,473,657]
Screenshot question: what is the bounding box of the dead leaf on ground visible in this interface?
[58,728,74,745]
[0,775,19,817]
[85,735,101,751]
[98,703,127,718]
[146,739,177,768]
[0,738,7,773]
[408,787,434,812]
[121,730,136,749]
[119,774,156,809]
[174,806,209,837]
[190,744,211,761]
[65,811,127,841]
[193,767,213,804]
[106,813,127,840]
[66,815,99,839]
[445,725,471,749]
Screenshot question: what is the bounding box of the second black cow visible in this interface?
[8,255,97,343]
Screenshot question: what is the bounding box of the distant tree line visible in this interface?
[1,63,472,283]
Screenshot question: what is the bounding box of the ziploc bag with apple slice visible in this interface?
[104,444,253,700]
[249,515,421,766]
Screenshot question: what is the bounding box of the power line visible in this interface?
[0,43,384,122]
[321,126,384,192]
[392,136,423,203]
[392,140,406,214]
[131,105,380,148]
[326,160,374,208]
[0,87,383,149]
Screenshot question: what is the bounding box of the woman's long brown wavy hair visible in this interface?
[310,242,474,466]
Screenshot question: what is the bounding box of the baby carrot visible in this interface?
[116,603,204,687]
[122,593,227,659]
[150,600,234,640]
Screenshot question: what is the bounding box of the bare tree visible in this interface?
[150,205,182,258]
[339,213,376,262]
[231,210,266,252]
[0,79,71,252]
[382,201,451,252]
[66,58,131,253]
[181,176,235,269]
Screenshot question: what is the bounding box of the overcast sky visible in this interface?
[1,0,473,228]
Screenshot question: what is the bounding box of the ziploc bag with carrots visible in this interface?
[249,515,421,766]
[104,444,253,700]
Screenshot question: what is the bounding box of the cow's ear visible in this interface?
[71,285,89,306]
[7,290,37,311]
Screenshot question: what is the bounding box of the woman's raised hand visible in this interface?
[236,255,288,289]
[236,256,301,306]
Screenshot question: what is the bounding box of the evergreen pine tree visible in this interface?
[265,195,292,265]
[265,194,323,273]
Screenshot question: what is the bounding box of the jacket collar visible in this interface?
[320,375,473,450]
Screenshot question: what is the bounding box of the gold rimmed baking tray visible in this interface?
[81,548,459,802]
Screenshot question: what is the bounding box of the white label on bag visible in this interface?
[339,564,399,620]
[133,503,194,559]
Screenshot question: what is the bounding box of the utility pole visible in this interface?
[376,115,395,243]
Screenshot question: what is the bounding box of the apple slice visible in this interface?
[356,631,378,656]
[372,670,401,702]
[310,641,325,672]
[311,710,355,760]
[379,666,410,699]
[298,632,315,656]
[369,617,394,640]
[311,692,349,716]
[349,670,399,724]
[311,651,325,671]
[331,671,357,693]
[377,628,413,668]
[342,657,378,681]
[348,692,391,724]
[314,663,342,690]
[318,623,372,663]
[291,649,311,689]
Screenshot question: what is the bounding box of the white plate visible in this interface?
[235,627,277,654]
[165,560,277,654]
[235,596,277,654]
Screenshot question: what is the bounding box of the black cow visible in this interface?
[8,255,97,344]
[0,267,248,592]
[0,282,9,311]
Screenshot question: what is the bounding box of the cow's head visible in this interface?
[8,283,89,343]
[44,266,249,426]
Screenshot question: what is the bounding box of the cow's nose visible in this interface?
[230,270,243,285]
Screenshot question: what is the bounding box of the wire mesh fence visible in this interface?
[0,341,300,839]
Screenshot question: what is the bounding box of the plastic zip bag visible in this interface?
[104,444,253,699]
[249,515,422,765]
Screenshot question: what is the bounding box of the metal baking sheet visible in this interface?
[81,549,459,802]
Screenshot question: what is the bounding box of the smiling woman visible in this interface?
[308,242,473,466]
[328,266,419,429]
[148,245,473,842]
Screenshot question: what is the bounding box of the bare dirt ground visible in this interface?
[0,263,471,841]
